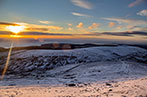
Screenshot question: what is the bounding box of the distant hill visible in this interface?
[0,47,7,52]
[0,43,147,52]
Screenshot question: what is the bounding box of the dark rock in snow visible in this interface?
[66,83,77,87]
[106,83,112,86]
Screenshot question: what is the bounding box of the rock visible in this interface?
[66,83,76,87]
[109,89,112,91]
[106,83,112,86]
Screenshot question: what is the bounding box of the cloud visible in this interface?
[103,17,147,32]
[86,31,147,37]
[72,12,92,17]
[0,31,73,36]
[17,22,63,31]
[126,25,147,32]
[128,0,144,8]
[0,22,20,26]
[126,25,141,30]
[137,9,147,16]
[26,28,49,31]
[77,22,84,28]
[0,31,13,35]
[26,25,63,32]
[88,23,100,29]
[103,17,147,26]
[39,20,52,24]
[103,31,147,36]
[68,27,73,31]
[0,21,63,32]
[71,0,93,9]
[18,32,72,35]
[47,26,63,30]
[132,27,147,32]
[22,23,63,31]
[68,24,72,26]
[116,26,123,30]
[109,22,116,27]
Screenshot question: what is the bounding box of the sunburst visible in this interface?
[6,26,25,34]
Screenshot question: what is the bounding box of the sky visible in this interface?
[0,0,147,43]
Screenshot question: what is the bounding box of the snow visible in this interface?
[0,46,147,97]
[10,46,144,57]
[0,77,147,97]
[3,46,145,73]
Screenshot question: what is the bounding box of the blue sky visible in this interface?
[0,0,147,36]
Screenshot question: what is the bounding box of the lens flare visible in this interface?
[0,42,13,80]
[10,35,22,38]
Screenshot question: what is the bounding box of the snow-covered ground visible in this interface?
[0,46,147,97]
[0,45,146,75]
[0,77,147,97]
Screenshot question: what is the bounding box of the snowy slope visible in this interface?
[0,46,147,76]
[0,46,147,97]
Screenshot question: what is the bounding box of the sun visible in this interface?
[6,26,25,34]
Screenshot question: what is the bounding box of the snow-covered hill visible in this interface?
[0,46,147,97]
[0,46,146,77]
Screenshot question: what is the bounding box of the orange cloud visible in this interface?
[68,24,72,26]
[88,23,100,29]
[47,26,63,30]
[77,22,84,28]
[117,26,123,29]
[68,27,73,31]
[26,28,49,31]
[127,25,135,29]
[22,23,63,31]
[0,22,63,32]
[39,20,52,24]
[109,22,116,27]
[103,17,147,26]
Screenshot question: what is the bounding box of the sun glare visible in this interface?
[6,26,25,34]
